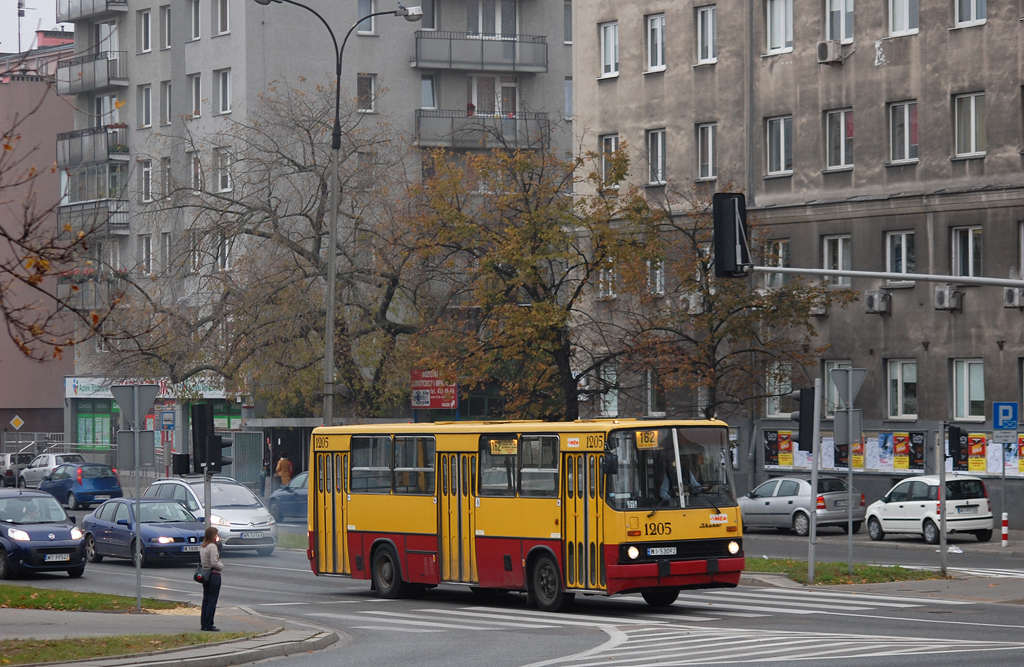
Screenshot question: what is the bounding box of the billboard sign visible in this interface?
[410,370,457,409]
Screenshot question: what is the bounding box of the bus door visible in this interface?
[562,452,605,591]
[313,451,348,574]
[438,452,477,583]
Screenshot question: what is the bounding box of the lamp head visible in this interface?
[395,3,423,21]
[253,0,281,5]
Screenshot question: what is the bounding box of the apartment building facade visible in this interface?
[573,0,1024,510]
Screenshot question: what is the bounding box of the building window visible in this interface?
[956,0,985,26]
[564,77,573,119]
[161,156,171,198]
[357,74,375,112]
[189,74,201,117]
[888,359,917,419]
[886,230,915,277]
[598,257,616,299]
[138,234,152,274]
[421,0,434,29]
[139,85,152,128]
[697,5,717,64]
[140,10,151,52]
[600,133,619,187]
[953,359,985,420]
[955,93,986,156]
[600,22,619,77]
[766,116,793,175]
[698,122,717,179]
[216,69,231,114]
[765,362,793,417]
[160,232,171,272]
[218,234,232,271]
[766,0,793,54]
[217,0,229,34]
[358,0,375,34]
[190,0,201,40]
[160,81,172,125]
[599,364,618,417]
[563,1,572,43]
[647,14,665,71]
[890,101,918,162]
[647,128,666,184]
[215,148,231,192]
[764,239,789,290]
[647,259,665,295]
[826,0,853,43]
[826,109,853,168]
[824,360,851,417]
[161,5,171,49]
[646,369,666,417]
[140,160,152,202]
[466,0,516,36]
[466,75,518,115]
[952,226,982,277]
[823,235,851,286]
[421,75,435,108]
[889,0,918,36]
[189,152,202,191]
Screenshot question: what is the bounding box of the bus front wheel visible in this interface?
[641,587,680,607]
[371,545,409,599]
[531,554,574,612]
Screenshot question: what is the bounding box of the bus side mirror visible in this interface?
[601,453,618,475]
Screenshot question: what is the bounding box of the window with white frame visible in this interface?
[420,0,434,29]
[139,85,152,127]
[161,5,171,49]
[598,257,616,299]
[563,1,572,43]
[889,0,918,36]
[140,10,151,52]
[599,364,618,417]
[826,0,853,43]
[764,239,789,290]
[358,0,375,34]
[218,234,232,271]
[766,0,793,54]
[160,81,171,124]
[189,152,202,191]
[138,234,153,274]
[698,122,717,179]
[357,74,375,112]
[886,230,915,277]
[766,116,792,175]
[188,230,201,272]
[953,359,985,420]
[826,109,853,168]
[421,75,435,108]
[600,22,619,76]
[697,5,717,64]
[956,0,985,26]
[647,128,666,184]
[216,69,231,114]
[600,133,619,187]
[890,101,918,162]
[466,75,518,115]
[189,73,201,116]
[823,235,851,286]
[824,360,851,417]
[216,0,229,34]
[647,14,665,71]
[190,0,201,40]
[888,359,917,419]
[955,93,986,156]
[160,232,171,272]
[647,259,665,295]
[466,0,516,36]
[140,159,152,202]
[215,148,231,192]
[646,369,666,417]
[161,156,171,198]
[952,226,982,277]
[765,361,793,417]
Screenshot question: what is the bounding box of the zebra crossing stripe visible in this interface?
[360,610,557,629]
[673,593,822,614]
[721,588,922,607]
[690,590,877,611]
[726,586,975,605]
[460,605,677,626]
[304,612,500,631]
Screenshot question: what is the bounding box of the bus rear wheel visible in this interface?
[641,587,680,607]
[531,554,573,612]
[371,545,409,599]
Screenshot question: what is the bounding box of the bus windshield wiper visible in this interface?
[690,487,720,513]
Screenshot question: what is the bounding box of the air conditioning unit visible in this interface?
[864,290,890,314]
[816,40,842,64]
[934,285,962,311]
[1005,287,1023,309]
[809,296,828,317]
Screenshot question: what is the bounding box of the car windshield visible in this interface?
[947,479,985,500]
[0,496,69,524]
[190,481,262,508]
[606,426,737,511]
[139,502,197,523]
[818,478,849,493]
[81,466,117,479]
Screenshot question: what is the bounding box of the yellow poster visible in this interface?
[893,432,910,470]
[851,437,864,469]
[968,433,986,473]
[1019,435,1024,474]
[778,431,793,467]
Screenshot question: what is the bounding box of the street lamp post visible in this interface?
[253,0,422,426]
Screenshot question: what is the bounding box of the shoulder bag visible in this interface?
[194,562,211,584]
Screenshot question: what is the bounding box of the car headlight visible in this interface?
[155,536,175,544]
[727,541,740,555]
[627,546,639,560]
[8,529,30,542]
[210,514,230,526]
[70,527,83,540]
[266,514,276,525]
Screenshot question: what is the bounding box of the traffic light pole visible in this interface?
[846,369,854,577]
[940,426,949,576]
[807,378,822,584]
[133,386,141,612]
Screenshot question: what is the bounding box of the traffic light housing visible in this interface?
[712,192,751,278]
[190,404,233,474]
[789,387,815,452]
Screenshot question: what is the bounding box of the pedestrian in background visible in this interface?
[200,526,224,632]
[276,454,293,488]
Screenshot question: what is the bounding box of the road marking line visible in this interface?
[363,610,556,629]
[350,625,444,633]
[304,612,497,631]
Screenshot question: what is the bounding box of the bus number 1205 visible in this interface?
[645,522,672,536]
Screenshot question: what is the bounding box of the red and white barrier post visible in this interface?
[1002,512,1009,547]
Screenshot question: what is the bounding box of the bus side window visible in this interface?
[334,454,343,493]
[317,454,324,493]
[351,435,392,494]
[478,434,517,497]
[589,456,596,499]
[519,435,558,498]
[394,436,436,495]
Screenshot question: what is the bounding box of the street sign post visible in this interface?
[829,367,866,576]
[993,402,1018,544]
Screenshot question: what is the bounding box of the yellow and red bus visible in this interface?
[306,419,743,611]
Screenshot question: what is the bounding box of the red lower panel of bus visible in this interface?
[347,532,440,585]
[475,537,561,590]
[603,545,744,595]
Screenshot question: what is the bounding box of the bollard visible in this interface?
[1002,512,1008,547]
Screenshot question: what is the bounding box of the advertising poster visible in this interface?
[834,443,848,470]
[989,440,1006,475]
[764,430,779,466]
[851,437,864,469]
[778,431,794,467]
[909,432,926,471]
[1006,438,1019,476]
[1019,435,1024,474]
[953,431,969,471]
[877,432,894,472]
[893,432,910,470]
[821,435,836,470]
[968,433,986,473]
[865,433,881,470]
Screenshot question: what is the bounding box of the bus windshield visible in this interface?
[605,426,736,512]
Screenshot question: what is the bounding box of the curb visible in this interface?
[739,573,804,588]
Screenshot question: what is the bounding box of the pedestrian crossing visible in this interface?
[902,565,1024,579]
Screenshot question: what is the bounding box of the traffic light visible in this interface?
[712,192,751,278]
[789,387,815,452]
[190,404,233,474]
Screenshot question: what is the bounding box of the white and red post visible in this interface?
[1002,512,1009,547]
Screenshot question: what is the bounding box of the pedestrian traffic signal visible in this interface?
[789,387,815,452]
[190,404,233,474]
[712,192,751,278]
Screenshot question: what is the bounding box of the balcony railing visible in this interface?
[57,0,127,23]
[57,199,129,238]
[56,51,128,96]
[413,31,547,72]
[57,125,128,169]
[416,110,549,149]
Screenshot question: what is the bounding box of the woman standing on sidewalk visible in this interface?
[200,527,224,632]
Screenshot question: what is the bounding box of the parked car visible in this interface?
[866,474,993,544]
[0,488,86,578]
[1,453,33,487]
[267,471,308,522]
[82,498,205,567]
[143,475,278,556]
[738,476,866,536]
[39,463,122,510]
[19,453,88,489]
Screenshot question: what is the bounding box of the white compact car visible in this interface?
[865,474,993,544]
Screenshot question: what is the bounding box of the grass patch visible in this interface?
[745,558,950,585]
[276,533,307,550]
[0,583,185,612]
[0,632,249,665]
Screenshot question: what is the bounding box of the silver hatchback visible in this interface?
[739,476,866,536]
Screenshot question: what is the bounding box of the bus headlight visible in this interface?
[627,546,639,560]
[727,541,740,555]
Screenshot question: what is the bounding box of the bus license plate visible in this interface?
[957,506,979,515]
[241,532,265,539]
[647,547,677,556]
[182,545,200,552]
[44,553,70,562]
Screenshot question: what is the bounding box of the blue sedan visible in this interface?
[39,463,123,510]
[82,498,205,567]
[267,471,308,522]
[0,489,86,578]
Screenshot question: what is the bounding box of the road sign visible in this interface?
[116,430,156,468]
[833,409,862,446]
[160,410,175,431]
[9,415,23,430]
[994,402,1018,430]
[110,384,160,426]
[830,368,866,406]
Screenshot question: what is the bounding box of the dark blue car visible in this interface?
[0,489,86,578]
[82,498,205,567]
[267,471,308,522]
[39,463,122,510]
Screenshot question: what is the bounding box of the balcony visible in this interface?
[58,199,130,238]
[57,125,129,169]
[57,0,127,22]
[413,31,547,73]
[56,51,127,96]
[416,110,549,149]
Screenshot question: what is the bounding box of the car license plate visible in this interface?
[182,545,200,552]
[957,506,979,515]
[94,495,109,500]
[44,553,70,562]
[647,547,677,556]
[241,532,265,539]
[835,499,849,507]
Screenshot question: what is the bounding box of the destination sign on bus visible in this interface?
[636,430,660,449]
[490,438,518,455]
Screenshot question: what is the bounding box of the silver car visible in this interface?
[19,454,87,488]
[739,476,866,536]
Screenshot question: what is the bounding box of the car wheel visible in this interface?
[0,550,11,579]
[67,492,81,511]
[641,587,680,607]
[17,477,26,489]
[867,517,885,541]
[975,529,993,543]
[531,554,574,612]
[849,521,862,534]
[371,545,409,599]
[923,519,940,545]
[67,567,85,578]
[256,547,275,557]
[131,540,147,568]
[793,512,810,537]
[268,501,282,523]
[85,535,103,563]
